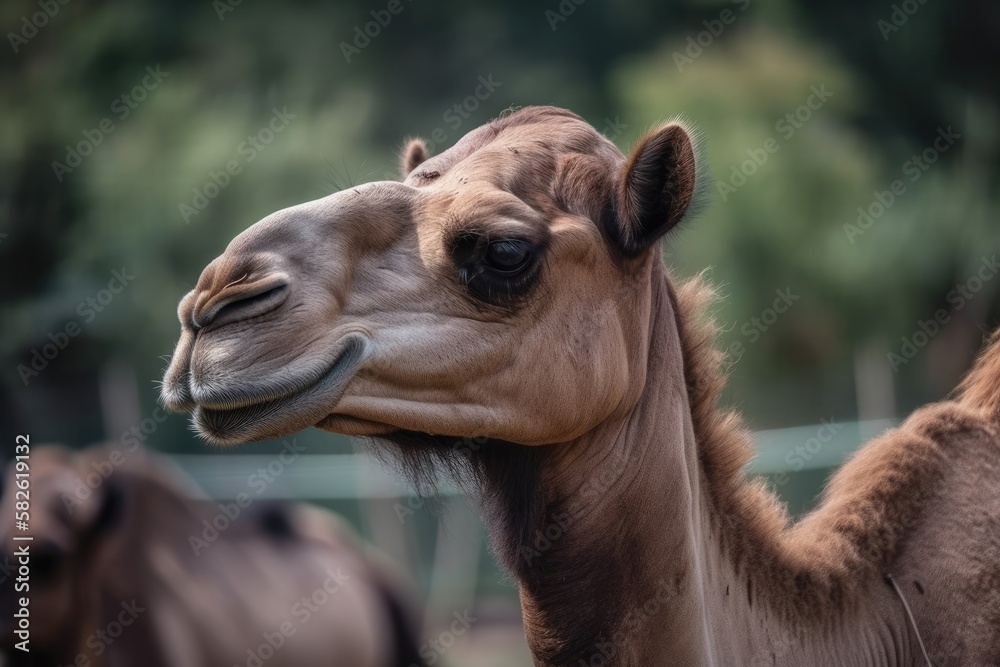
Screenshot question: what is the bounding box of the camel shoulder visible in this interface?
[901,399,999,462]
[827,400,997,506]
[790,401,994,562]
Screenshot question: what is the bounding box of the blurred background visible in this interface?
[1,0,998,664]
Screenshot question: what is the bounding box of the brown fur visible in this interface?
[957,328,1000,420]
[0,444,424,667]
[161,106,1000,665]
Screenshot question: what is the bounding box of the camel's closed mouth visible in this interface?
[191,333,370,445]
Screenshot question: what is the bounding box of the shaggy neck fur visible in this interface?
[377,258,1000,666]
[505,261,939,665]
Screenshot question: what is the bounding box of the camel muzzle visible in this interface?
[161,182,419,444]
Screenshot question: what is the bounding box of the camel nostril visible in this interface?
[193,280,289,330]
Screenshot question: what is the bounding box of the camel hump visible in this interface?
[957,327,1000,421]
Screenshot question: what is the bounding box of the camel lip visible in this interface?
[187,330,369,412]
[189,364,330,412]
[160,380,196,414]
[190,334,370,446]
[315,414,399,436]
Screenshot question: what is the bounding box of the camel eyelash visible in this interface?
[451,231,542,307]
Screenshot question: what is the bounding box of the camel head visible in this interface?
[162,106,700,446]
[0,446,126,646]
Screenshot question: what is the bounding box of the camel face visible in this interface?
[163,107,699,445]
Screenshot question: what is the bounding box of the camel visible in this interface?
[0,444,425,667]
[160,105,1000,666]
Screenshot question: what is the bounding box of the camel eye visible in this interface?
[452,234,541,306]
[484,240,532,275]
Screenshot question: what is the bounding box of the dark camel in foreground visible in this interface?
[0,444,424,666]
[162,106,1000,665]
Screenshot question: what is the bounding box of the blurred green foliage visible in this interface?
[1,0,998,451]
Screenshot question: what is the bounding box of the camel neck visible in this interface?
[512,263,724,666]
[505,262,934,666]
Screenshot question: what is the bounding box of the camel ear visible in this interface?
[400,138,429,178]
[611,123,698,257]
